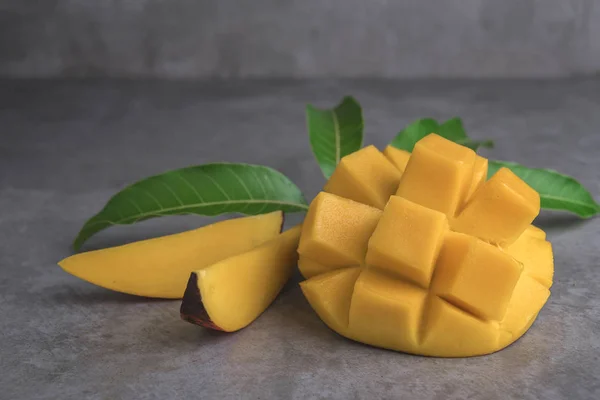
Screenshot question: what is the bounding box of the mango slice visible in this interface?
[299,134,553,357]
[180,225,301,332]
[59,212,283,298]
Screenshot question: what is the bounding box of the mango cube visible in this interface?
[499,275,550,345]
[298,256,338,280]
[300,267,362,333]
[298,192,382,266]
[452,167,540,246]
[421,297,499,357]
[464,155,489,203]
[506,235,554,288]
[432,232,522,321]
[383,146,411,172]
[523,224,546,240]
[396,134,476,217]
[324,145,403,209]
[366,196,448,288]
[348,268,427,351]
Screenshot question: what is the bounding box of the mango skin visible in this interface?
[299,135,553,357]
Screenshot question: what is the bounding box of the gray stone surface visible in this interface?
[2,1,600,78]
[1,78,599,399]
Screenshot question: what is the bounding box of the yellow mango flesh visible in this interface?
[366,196,448,288]
[383,146,411,172]
[59,212,283,298]
[298,256,341,279]
[298,192,382,266]
[397,134,476,217]
[300,267,361,334]
[299,134,553,357]
[324,145,402,209]
[524,224,546,240]
[506,232,554,288]
[431,232,522,321]
[452,167,540,246]
[181,225,301,332]
[421,297,500,357]
[464,155,488,203]
[348,268,427,352]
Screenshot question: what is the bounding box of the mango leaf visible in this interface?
[488,161,600,218]
[390,117,494,152]
[73,163,308,251]
[306,96,363,178]
[457,139,495,151]
[390,118,439,151]
[437,117,467,142]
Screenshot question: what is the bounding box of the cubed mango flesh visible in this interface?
[324,145,402,209]
[299,134,553,357]
[383,145,411,172]
[431,232,522,321]
[506,232,554,288]
[366,196,448,288]
[464,155,488,203]
[452,167,540,246]
[300,267,362,334]
[298,256,342,279]
[396,134,476,217]
[298,192,381,266]
[348,268,427,352]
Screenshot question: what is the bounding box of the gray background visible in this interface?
[2,0,600,78]
[0,79,599,399]
[2,1,600,399]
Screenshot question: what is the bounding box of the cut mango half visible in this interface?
[299,135,553,357]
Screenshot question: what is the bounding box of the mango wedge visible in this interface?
[180,225,301,332]
[58,212,284,299]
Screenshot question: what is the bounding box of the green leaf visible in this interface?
[390,117,494,152]
[306,96,363,178]
[488,161,600,218]
[390,118,440,152]
[456,139,495,151]
[73,163,308,251]
[437,117,468,142]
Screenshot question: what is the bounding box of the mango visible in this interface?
[324,145,402,209]
[180,225,301,332]
[298,192,382,267]
[383,145,411,172]
[59,212,284,298]
[397,134,477,217]
[299,134,553,357]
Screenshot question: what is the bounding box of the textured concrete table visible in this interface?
[1,79,599,400]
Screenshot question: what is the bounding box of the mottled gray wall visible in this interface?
[1,0,599,78]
